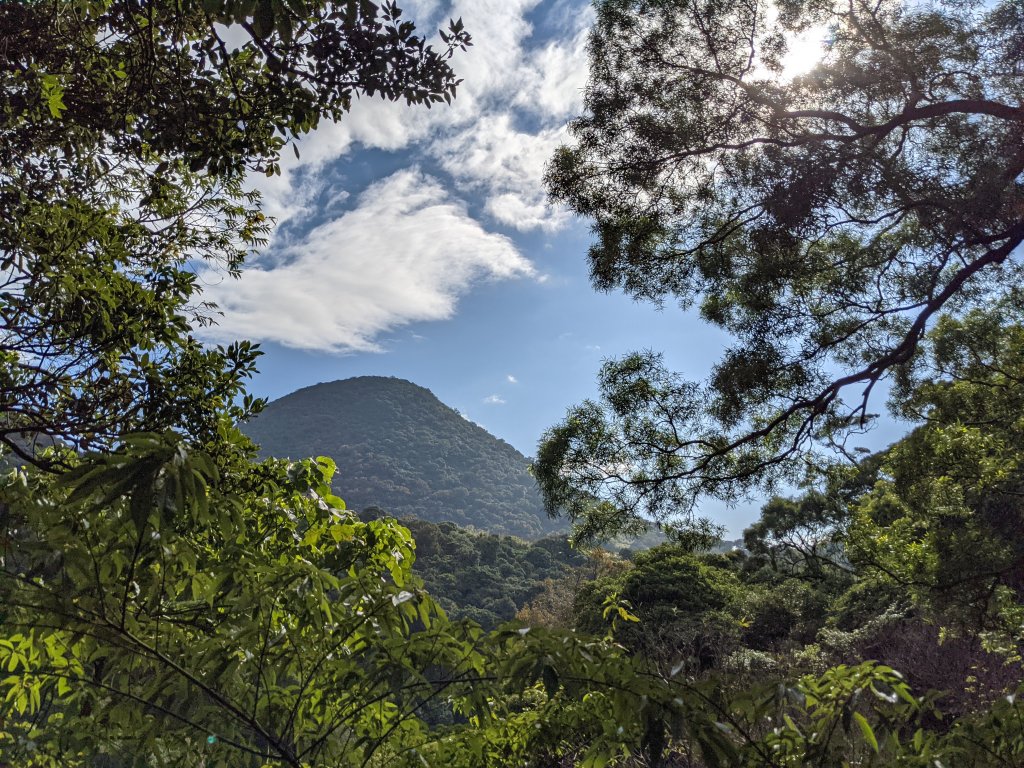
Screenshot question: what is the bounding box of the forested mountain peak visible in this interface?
[244,377,565,538]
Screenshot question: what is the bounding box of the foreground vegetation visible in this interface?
[2,0,1022,765]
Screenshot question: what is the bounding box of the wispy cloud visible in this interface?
[206,1,593,350]
[483,394,506,405]
[507,374,518,384]
[432,116,571,231]
[200,169,535,352]
[512,16,590,120]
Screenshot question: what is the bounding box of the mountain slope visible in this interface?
[244,377,565,538]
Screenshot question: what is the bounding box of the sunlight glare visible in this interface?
[780,23,831,79]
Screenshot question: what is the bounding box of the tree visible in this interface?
[574,544,744,672]
[726,306,1024,711]
[537,0,1024,535]
[0,3,505,764]
[0,445,488,766]
[0,0,470,464]
[1,5,771,764]
[848,303,1024,632]
[1,438,802,768]
[741,449,881,581]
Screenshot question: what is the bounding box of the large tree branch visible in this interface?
[780,98,1024,137]
[673,221,1024,482]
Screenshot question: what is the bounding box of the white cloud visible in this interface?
[433,115,571,231]
[200,169,535,352]
[211,2,594,347]
[323,185,350,210]
[512,18,591,120]
[483,394,506,405]
[248,164,322,228]
[486,193,569,231]
[442,0,541,105]
[507,374,518,384]
[245,0,590,232]
[250,99,436,228]
[420,3,591,231]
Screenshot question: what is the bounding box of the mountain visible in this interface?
[243,376,566,539]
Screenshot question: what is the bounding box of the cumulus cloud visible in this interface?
[483,394,506,405]
[200,169,535,352]
[507,374,518,384]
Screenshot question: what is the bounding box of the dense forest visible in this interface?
[3,0,1024,766]
[376,515,588,628]
[246,377,565,538]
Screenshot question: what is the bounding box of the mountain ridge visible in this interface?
[243,376,565,539]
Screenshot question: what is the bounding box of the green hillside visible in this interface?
[244,376,566,538]
[364,513,587,629]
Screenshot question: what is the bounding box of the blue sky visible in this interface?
[197,0,907,536]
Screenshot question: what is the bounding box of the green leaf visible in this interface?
[40,74,66,118]
[252,0,275,39]
[853,712,879,753]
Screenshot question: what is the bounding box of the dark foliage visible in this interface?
[537,0,1024,537]
[365,513,587,630]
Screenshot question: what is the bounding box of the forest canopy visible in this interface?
[537,0,1024,539]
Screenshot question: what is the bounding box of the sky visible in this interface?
[195,0,901,536]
